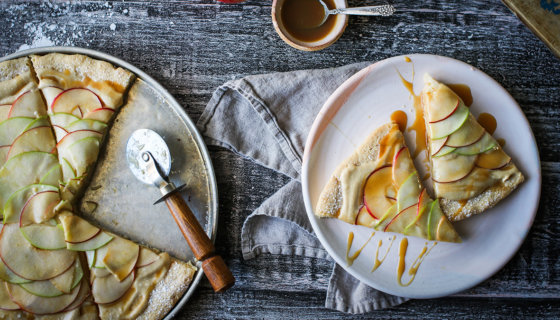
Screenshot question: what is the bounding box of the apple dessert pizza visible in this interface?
[0,54,196,319]
[316,123,461,243]
[422,74,524,221]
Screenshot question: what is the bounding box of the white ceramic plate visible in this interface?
[301,54,541,298]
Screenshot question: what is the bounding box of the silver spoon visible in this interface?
[316,1,395,26]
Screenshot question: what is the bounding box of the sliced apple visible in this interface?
[65,136,101,177]
[430,136,448,156]
[0,259,31,284]
[363,165,394,219]
[6,126,56,160]
[392,147,414,188]
[6,281,80,315]
[93,245,109,269]
[83,107,114,123]
[428,200,461,242]
[20,224,66,250]
[91,266,112,280]
[137,248,160,268]
[0,104,10,122]
[67,231,113,252]
[19,191,60,227]
[0,281,20,310]
[50,259,83,294]
[0,224,76,281]
[429,104,470,140]
[355,205,377,227]
[0,117,34,146]
[3,184,59,224]
[66,119,108,133]
[39,163,62,186]
[20,278,65,298]
[60,157,77,180]
[61,279,90,312]
[55,129,102,150]
[405,188,432,231]
[51,88,103,117]
[92,270,134,305]
[59,213,101,244]
[424,83,461,123]
[433,145,456,158]
[41,86,64,110]
[8,90,47,118]
[384,204,417,233]
[86,250,96,268]
[0,151,59,195]
[432,154,476,183]
[454,132,497,156]
[102,237,140,281]
[475,147,511,169]
[445,114,486,148]
[53,125,68,141]
[396,172,421,213]
[50,112,81,129]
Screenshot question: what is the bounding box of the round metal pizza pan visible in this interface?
[0,47,218,319]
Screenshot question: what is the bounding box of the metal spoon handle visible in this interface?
[328,4,395,17]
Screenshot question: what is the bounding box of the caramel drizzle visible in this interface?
[395,65,427,160]
[371,236,396,272]
[397,238,437,287]
[346,232,375,266]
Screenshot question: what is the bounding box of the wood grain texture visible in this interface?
[1,0,559,318]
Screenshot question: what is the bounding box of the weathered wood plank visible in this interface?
[1,0,559,317]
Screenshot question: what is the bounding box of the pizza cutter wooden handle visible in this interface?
[164,192,235,292]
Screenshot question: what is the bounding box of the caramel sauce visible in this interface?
[390,110,408,133]
[477,113,497,135]
[281,0,337,42]
[377,127,400,163]
[396,69,426,159]
[397,238,437,287]
[404,56,412,63]
[371,236,396,272]
[497,138,506,147]
[346,232,375,266]
[446,83,473,107]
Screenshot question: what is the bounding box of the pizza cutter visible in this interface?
[126,129,235,292]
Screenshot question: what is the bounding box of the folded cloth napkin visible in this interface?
[197,62,409,313]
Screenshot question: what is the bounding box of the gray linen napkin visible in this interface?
[197,62,409,313]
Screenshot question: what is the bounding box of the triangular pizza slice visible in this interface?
[422,74,524,221]
[316,123,461,243]
[31,53,135,203]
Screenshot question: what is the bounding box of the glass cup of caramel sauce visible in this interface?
[272,0,348,51]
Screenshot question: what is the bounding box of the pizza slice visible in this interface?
[31,53,135,202]
[315,123,461,243]
[422,74,524,221]
[57,212,196,320]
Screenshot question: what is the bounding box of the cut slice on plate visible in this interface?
[422,74,524,221]
[315,122,460,242]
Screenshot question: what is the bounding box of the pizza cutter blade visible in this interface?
[126,129,235,292]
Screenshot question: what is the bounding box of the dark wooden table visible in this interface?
[1,0,559,318]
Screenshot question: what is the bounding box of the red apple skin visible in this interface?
[383,203,417,232]
[65,229,101,244]
[50,88,103,114]
[431,136,448,156]
[7,91,30,118]
[55,129,102,149]
[428,99,459,124]
[6,126,52,159]
[18,190,59,227]
[446,130,485,148]
[432,166,475,184]
[362,164,392,219]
